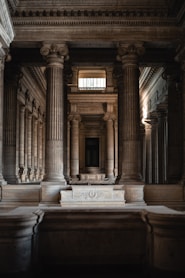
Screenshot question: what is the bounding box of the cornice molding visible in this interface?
[12,11,177,27]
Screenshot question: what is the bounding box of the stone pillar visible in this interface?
[114,120,118,177]
[27,112,32,181]
[3,65,20,183]
[180,62,185,184]
[117,42,145,204]
[40,43,69,203]
[144,122,152,184]
[104,112,115,180]
[157,109,168,183]
[19,105,26,182]
[175,47,185,185]
[150,115,159,184]
[32,117,38,181]
[0,53,7,185]
[69,114,81,180]
[66,119,70,181]
[38,121,43,181]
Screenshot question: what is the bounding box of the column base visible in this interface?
[119,182,146,205]
[40,181,68,204]
[0,179,7,185]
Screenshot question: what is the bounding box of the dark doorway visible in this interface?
[85,138,99,167]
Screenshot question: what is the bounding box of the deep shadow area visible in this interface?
[3,264,185,278]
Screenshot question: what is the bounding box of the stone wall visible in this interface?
[0,206,185,276]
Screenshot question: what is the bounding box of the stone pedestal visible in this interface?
[60,185,125,207]
[41,182,67,204]
[123,183,146,205]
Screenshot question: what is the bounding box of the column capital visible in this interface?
[117,41,145,65]
[103,112,116,121]
[68,113,81,122]
[40,42,69,66]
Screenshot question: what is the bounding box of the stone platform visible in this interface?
[60,185,125,207]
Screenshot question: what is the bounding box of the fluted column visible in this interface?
[151,116,159,183]
[19,105,25,182]
[157,110,168,183]
[104,112,115,179]
[38,121,43,180]
[0,52,7,185]
[175,48,185,184]
[180,62,185,184]
[27,112,32,181]
[40,43,69,202]
[144,122,152,184]
[69,114,81,179]
[32,117,38,181]
[117,42,145,204]
[3,65,20,183]
[114,120,118,177]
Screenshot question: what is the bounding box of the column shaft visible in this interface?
[117,43,144,183]
[105,115,114,179]
[116,42,145,204]
[40,43,69,203]
[0,55,6,184]
[19,105,25,182]
[3,66,20,183]
[70,115,80,179]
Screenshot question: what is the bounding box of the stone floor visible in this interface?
[3,265,185,278]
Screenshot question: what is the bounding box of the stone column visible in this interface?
[32,117,38,181]
[104,112,115,180]
[114,120,118,177]
[117,42,145,204]
[19,105,25,182]
[144,122,152,184]
[3,65,20,183]
[0,52,7,185]
[150,115,159,184]
[157,109,168,183]
[180,62,185,184]
[38,121,43,181]
[69,114,81,180]
[175,47,185,185]
[27,112,32,181]
[40,43,69,203]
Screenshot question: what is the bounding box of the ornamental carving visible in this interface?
[40,43,69,59]
[117,42,145,57]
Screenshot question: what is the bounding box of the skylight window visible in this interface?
[78,69,106,91]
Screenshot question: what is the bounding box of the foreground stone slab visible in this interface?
[60,185,125,207]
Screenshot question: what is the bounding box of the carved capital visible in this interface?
[118,42,145,59]
[68,113,81,122]
[40,43,69,63]
[103,112,116,121]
